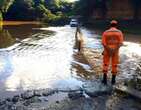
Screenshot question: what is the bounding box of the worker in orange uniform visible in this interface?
[102,20,123,85]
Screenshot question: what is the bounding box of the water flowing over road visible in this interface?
[81,28,141,81]
[0,24,141,109]
[0,25,92,99]
[0,24,141,95]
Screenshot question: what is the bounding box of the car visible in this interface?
[70,19,78,27]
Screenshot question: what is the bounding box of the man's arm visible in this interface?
[102,32,107,47]
[117,31,124,49]
[102,32,112,50]
[112,31,124,51]
[119,32,124,46]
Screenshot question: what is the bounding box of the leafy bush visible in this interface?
[3,0,74,25]
[43,12,69,26]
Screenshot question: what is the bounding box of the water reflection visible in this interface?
[3,23,43,39]
[0,29,15,48]
[0,25,91,98]
[3,26,83,91]
[0,22,3,30]
[0,22,44,48]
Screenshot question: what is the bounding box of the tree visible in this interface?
[44,0,60,13]
[0,0,15,20]
[0,0,15,12]
[35,3,55,21]
[0,0,73,25]
[34,0,45,7]
[5,0,35,20]
[59,1,73,14]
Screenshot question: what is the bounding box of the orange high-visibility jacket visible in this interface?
[102,27,124,74]
[102,27,123,50]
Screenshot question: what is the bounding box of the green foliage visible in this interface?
[43,0,73,25]
[43,12,68,26]
[0,0,15,12]
[0,0,74,25]
[0,0,15,21]
[45,0,60,9]
[5,0,35,20]
[35,4,50,19]
[0,11,3,21]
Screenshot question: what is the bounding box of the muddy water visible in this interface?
[0,24,92,99]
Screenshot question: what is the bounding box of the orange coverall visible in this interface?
[102,27,123,75]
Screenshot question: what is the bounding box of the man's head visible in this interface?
[110,20,118,27]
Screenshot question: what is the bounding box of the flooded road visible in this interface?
[0,24,92,99]
[0,23,141,109]
[81,28,141,81]
[0,23,141,101]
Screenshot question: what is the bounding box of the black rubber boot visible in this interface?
[111,75,116,85]
[102,74,107,85]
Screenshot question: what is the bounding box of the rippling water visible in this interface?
[0,23,141,99]
[81,28,141,80]
[0,24,93,98]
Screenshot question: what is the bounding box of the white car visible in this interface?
[70,19,78,27]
